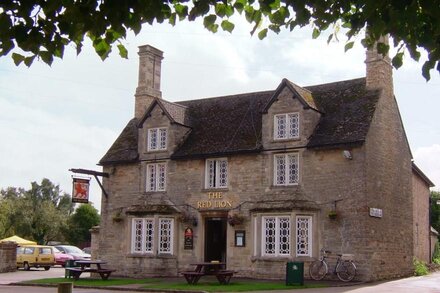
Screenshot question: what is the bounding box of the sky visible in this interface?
[0,18,439,212]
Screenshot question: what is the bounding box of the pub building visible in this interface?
[92,42,434,281]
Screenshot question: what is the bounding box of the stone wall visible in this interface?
[0,242,17,273]
[412,171,430,263]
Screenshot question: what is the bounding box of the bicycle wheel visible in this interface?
[309,260,328,280]
[336,260,356,282]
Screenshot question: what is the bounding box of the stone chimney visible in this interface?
[135,45,163,119]
[365,35,393,97]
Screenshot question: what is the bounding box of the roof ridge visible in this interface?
[176,89,274,104]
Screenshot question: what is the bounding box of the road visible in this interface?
[1,267,440,292]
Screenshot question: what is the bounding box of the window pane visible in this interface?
[218,159,228,187]
[287,154,299,184]
[149,129,158,150]
[159,218,173,254]
[159,128,167,149]
[275,155,286,185]
[275,115,286,139]
[147,164,156,191]
[278,217,290,255]
[157,163,166,191]
[144,219,154,253]
[133,219,143,253]
[207,160,215,188]
[288,113,299,138]
[296,216,311,256]
[263,217,276,255]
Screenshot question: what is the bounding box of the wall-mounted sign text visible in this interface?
[197,192,233,209]
[369,207,383,218]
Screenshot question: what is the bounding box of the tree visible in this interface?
[64,204,100,247]
[0,178,74,243]
[431,191,440,239]
[0,1,439,80]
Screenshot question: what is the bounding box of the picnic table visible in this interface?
[181,262,234,285]
[65,260,115,281]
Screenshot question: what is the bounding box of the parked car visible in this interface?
[54,245,91,260]
[53,246,74,266]
[16,245,55,270]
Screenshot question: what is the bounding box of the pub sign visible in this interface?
[72,177,90,203]
[184,227,193,250]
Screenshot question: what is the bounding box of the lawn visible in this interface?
[23,277,324,292]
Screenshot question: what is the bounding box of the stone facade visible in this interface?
[94,42,433,282]
[0,242,17,273]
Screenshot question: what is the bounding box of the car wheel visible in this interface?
[23,262,30,271]
[44,266,50,271]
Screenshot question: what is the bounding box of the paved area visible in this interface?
[1,268,440,292]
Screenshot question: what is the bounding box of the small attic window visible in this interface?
[148,127,167,151]
[274,113,299,140]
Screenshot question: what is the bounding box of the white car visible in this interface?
[54,245,91,260]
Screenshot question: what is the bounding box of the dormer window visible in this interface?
[148,127,167,151]
[274,113,299,140]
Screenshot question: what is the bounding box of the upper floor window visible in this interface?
[205,158,228,189]
[146,163,166,192]
[274,153,299,186]
[274,113,299,140]
[148,128,167,151]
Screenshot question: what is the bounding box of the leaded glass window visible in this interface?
[206,158,228,188]
[274,113,299,140]
[159,218,173,254]
[148,128,167,151]
[262,216,291,256]
[274,153,299,185]
[131,218,173,255]
[296,216,312,256]
[146,163,166,191]
[132,218,154,254]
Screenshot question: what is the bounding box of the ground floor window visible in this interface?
[131,217,174,255]
[257,213,313,258]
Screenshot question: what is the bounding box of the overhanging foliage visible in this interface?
[1,0,439,80]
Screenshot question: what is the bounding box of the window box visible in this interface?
[228,214,245,226]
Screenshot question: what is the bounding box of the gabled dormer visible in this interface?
[138,98,191,161]
[261,78,322,149]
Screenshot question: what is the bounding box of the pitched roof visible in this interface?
[99,118,139,165]
[99,77,380,165]
[305,78,380,148]
[138,98,190,127]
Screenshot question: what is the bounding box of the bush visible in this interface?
[432,242,440,264]
[414,258,429,276]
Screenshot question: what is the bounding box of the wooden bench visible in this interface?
[181,271,205,284]
[215,270,234,284]
[65,267,115,280]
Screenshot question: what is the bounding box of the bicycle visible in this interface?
[309,248,357,282]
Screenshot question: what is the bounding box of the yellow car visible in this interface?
[16,245,55,270]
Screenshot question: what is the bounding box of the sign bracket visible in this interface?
[69,168,110,199]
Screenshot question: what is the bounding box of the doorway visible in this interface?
[204,217,227,262]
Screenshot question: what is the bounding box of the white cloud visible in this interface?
[414,145,440,191]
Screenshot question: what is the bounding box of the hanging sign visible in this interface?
[184,227,193,250]
[72,178,90,203]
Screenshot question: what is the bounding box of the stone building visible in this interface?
[94,41,433,281]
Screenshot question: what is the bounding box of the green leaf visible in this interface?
[312,28,320,39]
[221,20,235,33]
[39,51,53,65]
[24,55,36,67]
[117,44,128,59]
[258,28,268,40]
[391,52,404,69]
[215,3,227,17]
[344,41,354,52]
[12,53,25,66]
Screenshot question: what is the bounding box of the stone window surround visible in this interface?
[252,212,315,259]
[130,216,175,256]
[147,127,168,152]
[273,112,300,141]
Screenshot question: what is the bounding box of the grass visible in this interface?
[22,277,325,292]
